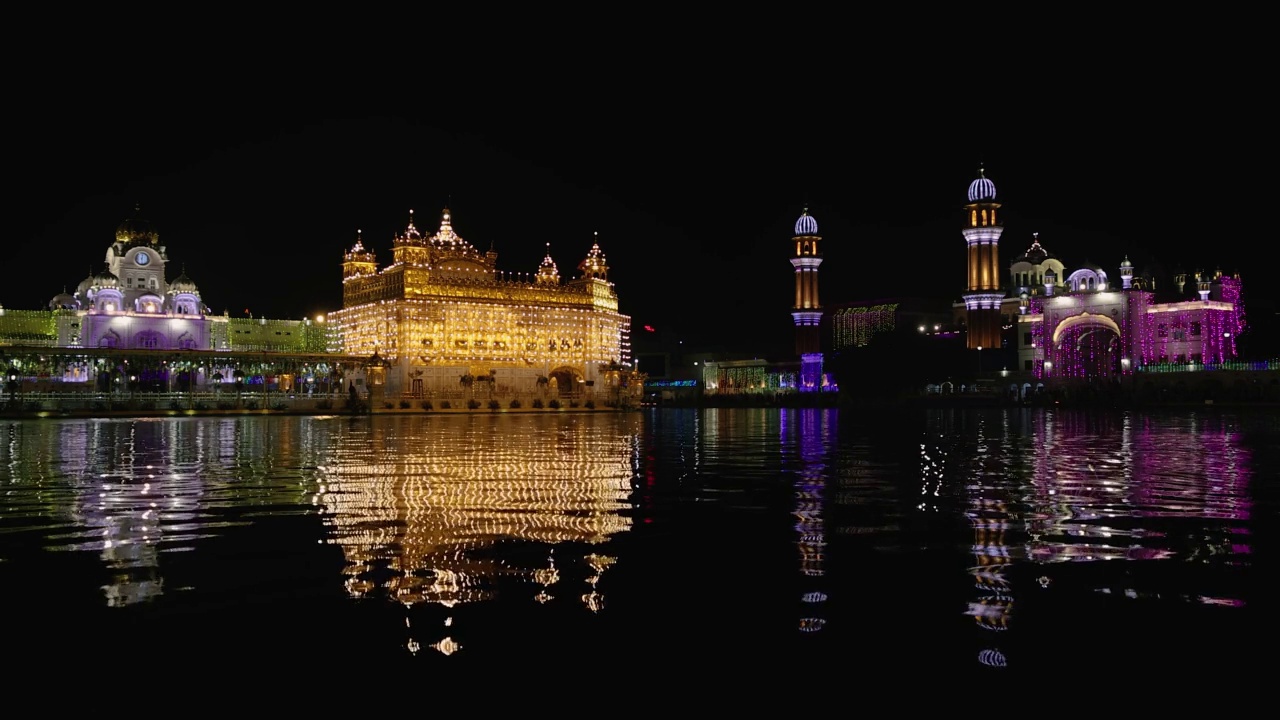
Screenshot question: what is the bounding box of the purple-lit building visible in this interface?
[1019,249,1244,380]
[950,169,1247,386]
[48,206,213,350]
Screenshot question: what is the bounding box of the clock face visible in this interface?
[136,251,150,266]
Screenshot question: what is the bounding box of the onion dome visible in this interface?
[968,166,996,202]
[794,207,818,236]
[168,271,199,295]
[91,269,120,289]
[49,291,79,310]
[578,234,608,279]
[1015,233,1052,264]
[428,207,477,253]
[536,243,560,284]
[115,204,159,245]
[75,271,96,298]
[1120,256,1133,269]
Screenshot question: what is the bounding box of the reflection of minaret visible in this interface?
[923,411,1011,668]
[790,207,825,391]
[962,165,1005,350]
[784,408,832,633]
[964,412,1012,668]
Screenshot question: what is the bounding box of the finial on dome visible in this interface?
[967,165,997,202]
[794,207,818,236]
[537,243,560,285]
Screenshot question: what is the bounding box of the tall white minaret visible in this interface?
[962,166,1005,350]
[790,207,823,357]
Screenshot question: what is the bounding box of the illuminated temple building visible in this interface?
[330,207,632,400]
[953,167,1247,384]
[1,207,355,393]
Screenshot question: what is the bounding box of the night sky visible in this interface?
[9,51,1275,359]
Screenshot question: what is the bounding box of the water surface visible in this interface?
[1,408,1272,677]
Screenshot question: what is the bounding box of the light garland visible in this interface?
[831,303,898,350]
[333,208,631,397]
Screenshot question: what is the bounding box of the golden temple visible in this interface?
[331,208,632,401]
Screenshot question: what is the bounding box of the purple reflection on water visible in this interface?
[1025,412,1253,565]
[784,409,834,633]
[930,408,1258,670]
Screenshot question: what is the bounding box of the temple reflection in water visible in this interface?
[0,417,319,607]
[923,408,1254,670]
[314,414,640,655]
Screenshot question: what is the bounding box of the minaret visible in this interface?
[962,166,1005,350]
[790,207,824,393]
[1120,256,1134,289]
[790,207,823,356]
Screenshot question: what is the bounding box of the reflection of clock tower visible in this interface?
[106,205,169,309]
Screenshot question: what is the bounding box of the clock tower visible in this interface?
[106,205,169,311]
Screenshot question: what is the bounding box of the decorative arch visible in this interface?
[135,294,164,314]
[98,330,121,348]
[1052,311,1121,346]
[133,330,164,349]
[1066,268,1109,293]
[548,365,583,398]
[1050,312,1124,381]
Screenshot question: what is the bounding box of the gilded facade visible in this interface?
[330,208,632,400]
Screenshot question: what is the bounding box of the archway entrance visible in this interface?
[548,366,583,399]
[1052,314,1123,383]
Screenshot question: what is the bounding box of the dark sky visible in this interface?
[8,49,1274,358]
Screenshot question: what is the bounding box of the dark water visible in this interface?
[1,408,1274,679]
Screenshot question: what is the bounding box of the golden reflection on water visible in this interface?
[315,415,640,616]
[0,414,640,627]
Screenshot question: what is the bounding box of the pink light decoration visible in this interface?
[1029,282,1246,378]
